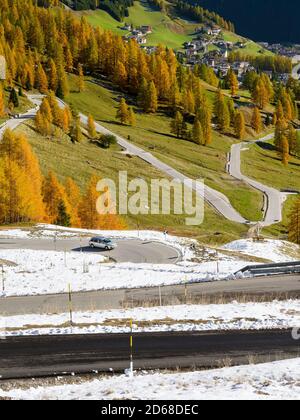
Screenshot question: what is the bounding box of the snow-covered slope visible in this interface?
[2,358,299,400]
[0,248,254,297]
[1,300,299,336]
[222,239,300,263]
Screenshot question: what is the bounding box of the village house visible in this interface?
[139,25,153,34]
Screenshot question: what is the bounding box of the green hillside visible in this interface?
[82,1,196,49]
[80,0,268,52]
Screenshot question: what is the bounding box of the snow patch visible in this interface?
[1,300,299,337]
[222,239,300,263]
[1,358,299,400]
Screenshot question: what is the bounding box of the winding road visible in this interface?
[228,134,284,226]
[0,237,180,264]
[0,94,288,227]
[1,274,300,315]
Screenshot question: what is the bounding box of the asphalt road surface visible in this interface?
[0,330,298,379]
[0,237,180,265]
[1,274,300,315]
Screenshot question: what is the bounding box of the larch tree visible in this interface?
[77,64,85,93]
[146,81,158,114]
[274,117,288,152]
[234,110,246,140]
[252,78,268,110]
[171,111,184,138]
[65,177,81,228]
[71,116,83,143]
[227,69,239,96]
[251,107,263,133]
[36,64,48,94]
[137,78,148,112]
[116,98,129,125]
[0,86,6,118]
[56,65,69,99]
[192,118,204,145]
[42,171,69,224]
[183,89,195,115]
[128,107,136,126]
[282,135,290,166]
[287,124,298,155]
[0,130,45,224]
[214,89,230,133]
[48,58,58,93]
[78,175,103,229]
[87,114,97,139]
[198,107,212,146]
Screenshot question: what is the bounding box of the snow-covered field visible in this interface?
[1,300,299,336]
[1,358,299,400]
[0,248,254,297]
[0,226,299,297]
[223,239,300,263]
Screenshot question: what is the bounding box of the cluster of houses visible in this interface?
[179,25,253,81]
[121,24,153,45]
[258,42,300,63]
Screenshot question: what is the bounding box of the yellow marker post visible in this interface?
[129,319,134,376]
[68,283,73,327]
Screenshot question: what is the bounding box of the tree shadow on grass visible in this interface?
[256,141,276,152]
[101,119,124,127]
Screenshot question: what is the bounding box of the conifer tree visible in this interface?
[0,86,6,118]
[78,175,103,229]
[65,177,81,227]
[171,111,184,138]
[9,88,19,108]
[42,171,68,224]
[146,81,158,113]
[56,65,69,99]
[251,107,262,133]
[214,90,226,132]
[234,111,246,140]
[128,107,136,126]
[227,68,239,96]
[116,98,129,125]
[0,130,45,224]
[198,107,212,146]
[252,78,268,109]
[55,200,71,227]
[274,117,288,152]
[71,116,83,143]
[137,78,148,112]
[48,58,58,93]
[282,135,290,166]
[77,64,85,93]
[192,118,204,145]
[36,64,48,94]
[287,124,297,155]
[87,114,97,138]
